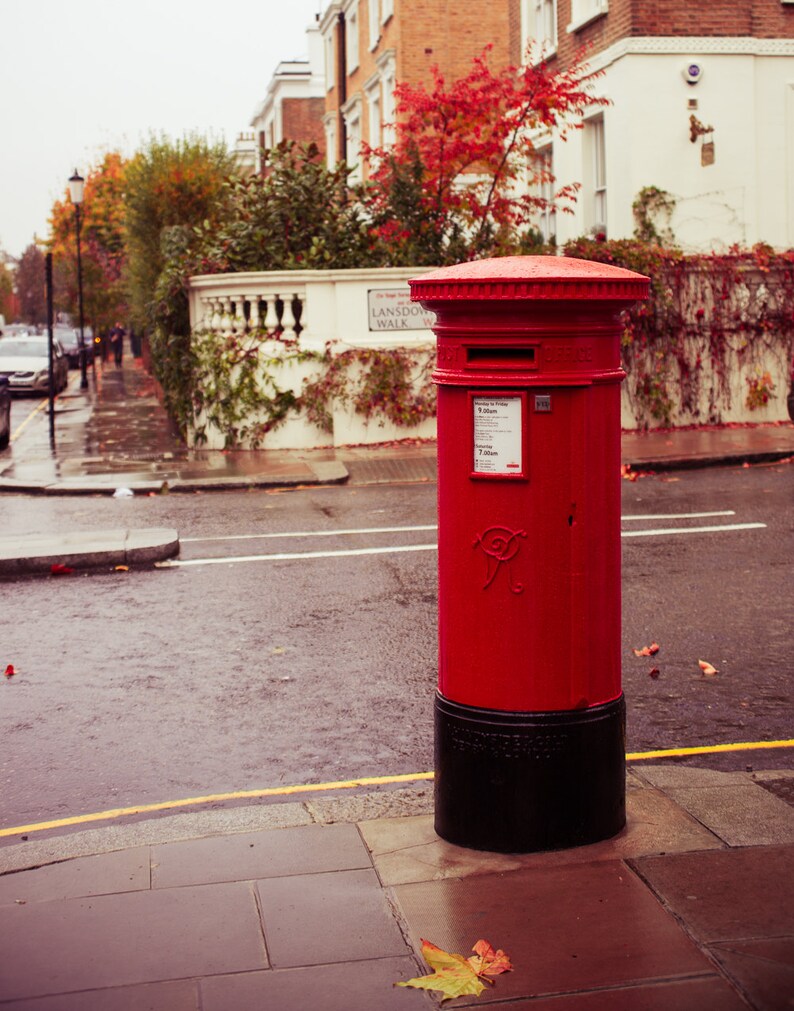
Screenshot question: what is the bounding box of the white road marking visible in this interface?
[181,524,438,543]
[183,513,736,544]
[621,510,735,521]
[161,520,766,567]
[622,522,766,538]
[157,543,439,567]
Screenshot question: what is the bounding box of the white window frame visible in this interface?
[535,145,557,243]
[522,0,557,62]
[368,0,380,49]
[343,96,364,182]
[324,114,337,169]
[346,1,360,73]
[567,0,608,33]
[377,51,397,148]
[583,114,607,235]
[324,31,335,92]
[381,0,393,23]
[365,77,382,148]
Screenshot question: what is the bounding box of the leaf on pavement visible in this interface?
[648,667,661,679]
[114,565,129,572]
[698,659,719,675]
[4,664,15,678]
[633,642,660,657]
[395,938,512,1002]
[50,563,74,576]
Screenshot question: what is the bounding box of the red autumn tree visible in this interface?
[363,45,608,265]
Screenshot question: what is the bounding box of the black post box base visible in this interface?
[434,693,626,853]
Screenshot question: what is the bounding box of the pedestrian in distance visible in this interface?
[109,322,125,367]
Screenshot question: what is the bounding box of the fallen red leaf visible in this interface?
[649,667,661,679]
[698,659,719,675]
[633,642,660,657]
[396,938,513,1002]
[4,664,15,678]
[50,563,74,576]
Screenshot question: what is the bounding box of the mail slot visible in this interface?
[410,255,649,853]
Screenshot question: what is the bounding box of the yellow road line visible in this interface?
[2,739,792,839]
[626,739,794,760]
[10,397,48,442]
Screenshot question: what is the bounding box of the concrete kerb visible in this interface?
[0,460,349,497]
[0,528,179,576]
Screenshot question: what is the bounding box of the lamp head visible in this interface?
[68,170,85,205]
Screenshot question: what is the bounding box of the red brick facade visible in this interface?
[552,0,794,68]
[282,97,327,155]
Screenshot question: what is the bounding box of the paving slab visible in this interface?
[361,783,722,887]
[0,801,312,874]
[0,978,200,1011]
[656,783,794,846]
[632,845,794,943]
[0,847,149,906]
[151,823,371,888]
[0,881,267,1001]
[461,977,748,1010]
[392,861,714,1004]
[709,937,794,1011]
[255,868,409,969]
[199,957,432,1011]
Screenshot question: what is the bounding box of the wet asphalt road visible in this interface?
[0,462,792,832]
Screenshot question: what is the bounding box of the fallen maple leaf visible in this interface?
[50,563,74,576]
[633,642,660,657]
[114,565,129,572]
[699,659,719,675]
[395,938,512,1002]
[649,667,661,679]
[4,664,15,678]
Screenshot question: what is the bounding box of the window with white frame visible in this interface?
[368,0,380,49]
[584,115,607,235]
[324,116,337,169]
[569,0,608,31]
[381,0,393,23]
[346,2,360,73]
[379,53,396,147]
[344,100,363,182]
[535,146,556,243]
[324,31,335,92]
[366,80,382,148]
[522,0,557,59]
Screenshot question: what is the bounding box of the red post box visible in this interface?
[409,256,649,852]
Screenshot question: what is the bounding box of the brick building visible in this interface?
[253,0,794,250]
[249,23,327,174]
[524,0,794,249]
[318,0,512,180]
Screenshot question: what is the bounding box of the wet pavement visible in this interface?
[1,359,793,1008]
[1,356,793,496]
[0,766,792,1009]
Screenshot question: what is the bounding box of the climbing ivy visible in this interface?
[563,239,794,427]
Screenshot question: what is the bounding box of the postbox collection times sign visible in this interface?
[471,394,526,478]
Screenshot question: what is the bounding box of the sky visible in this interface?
[0,0,325,259]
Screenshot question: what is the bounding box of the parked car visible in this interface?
[57,326,96,368]
[0,376,10,449]
[0,336,69,393]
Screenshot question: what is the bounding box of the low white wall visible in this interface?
[188,266,792,448]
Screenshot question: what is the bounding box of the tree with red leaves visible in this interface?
[363,46,608,265]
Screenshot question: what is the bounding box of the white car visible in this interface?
[0,336,69,393]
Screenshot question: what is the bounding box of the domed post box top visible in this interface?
[409,254,649,305]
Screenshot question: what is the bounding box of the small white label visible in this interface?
[473,397,522,475]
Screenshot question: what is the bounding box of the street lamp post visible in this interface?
[68,170,88,390]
